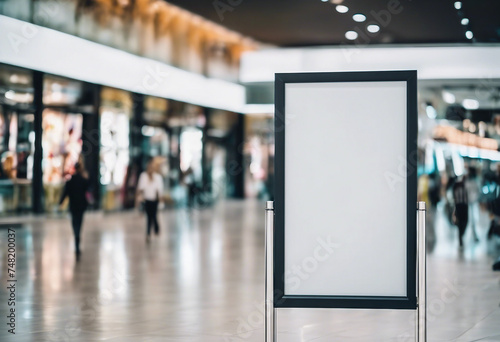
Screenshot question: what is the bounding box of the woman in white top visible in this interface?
[136,160,164,241]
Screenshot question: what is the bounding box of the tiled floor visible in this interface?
[0,200,499,342]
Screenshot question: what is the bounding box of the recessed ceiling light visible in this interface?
[5,90,15,100]
[442,90,456,104]
[463,99,479,110]
[426,105,437,119]
[367,24,380,33]
[330,0,344,4]
[461,18,469,25]
[9,74,20,83]
[336,5,349,13]
[321,0,328,2]
[352,14,366,22]
[454,1,462,10]
[465,30,474,39]
[345,31,358,40]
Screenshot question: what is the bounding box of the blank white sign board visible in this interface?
[274,71,417,309]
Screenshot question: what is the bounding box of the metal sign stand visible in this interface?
[416,201,427,342]
[265,201,276,342]
[264,201,427,342]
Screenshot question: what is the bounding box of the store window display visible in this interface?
[204,110,240,200]
[180,128,203,178]
[42,110,83,212]
[100,87,132,211]
[42,75,85,212]
[166,102,206,206]
[204,140,227,201]
[180,127,203,207]
[143,126,169,161]
[143,97,170,164]
[244,114,274,199]
[143,96,170,187]
[0,64,35,214]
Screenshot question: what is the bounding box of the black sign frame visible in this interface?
[274,70,418,310]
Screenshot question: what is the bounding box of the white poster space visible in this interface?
[284,81,407,297]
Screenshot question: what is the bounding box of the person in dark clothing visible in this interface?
[428,171,441,208]
[59,162,89,260]
[487,163,500,240]
[453,176,468,247]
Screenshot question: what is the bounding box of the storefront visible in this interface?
[0,65,34,215]
[99,87,132,211]
[0,64,103,214]
[42,75,95,213]
[165,102,203,205]
[0,62,248,214]
[244,114,274,199]
[142,96,171,193]
[203,109,241,200]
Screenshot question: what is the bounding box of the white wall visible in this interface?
[240,45,500,83]
[0,15,246,113]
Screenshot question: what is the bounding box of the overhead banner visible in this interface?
[274,71,417,309]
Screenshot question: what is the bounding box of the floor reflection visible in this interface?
[0,200,498,342]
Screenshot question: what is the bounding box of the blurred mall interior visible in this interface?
[0,0,500,341]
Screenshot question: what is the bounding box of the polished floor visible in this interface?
[0,200,499,342]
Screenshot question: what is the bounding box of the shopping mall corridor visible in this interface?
[0,200,499,342]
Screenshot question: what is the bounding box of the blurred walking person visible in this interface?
[487,163,500,240]
[183,167,197,208]
[453,175,469,247]
[136,160,163,242]
[465,166,480,242]
[59,162,90,261]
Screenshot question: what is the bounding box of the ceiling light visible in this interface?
[463,99,479,110]
[442,90,456,104]
[5,90,15,100]
[141,125,155,137]
[465,30,473,39]
[336,5,349,13]
[426,105,437,119]
[352,14,366,22]
[454,1,462,10]
[367,24,380,33]
[9,74,30,85]
[10,74,20,83]
[345,31,358,40]
[321,0,328,2]
[461,18,469,25]
[330,0,344,4]
[4,90,33,103]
